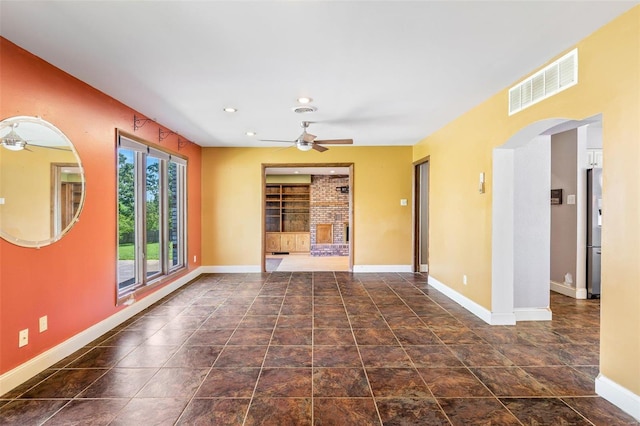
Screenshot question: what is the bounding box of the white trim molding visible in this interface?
[353,265,413,273]
[514,307,552,322]
[428,276,517,325]
[429,276,500,325]
[596,374,640,422]
[551,280,587,299]
[200,265,262,273]
[0,267,203,396]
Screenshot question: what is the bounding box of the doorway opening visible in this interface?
[413,157,429,273]
[262,163,354,272]
[491,114,602,324]
[51,163,83,236]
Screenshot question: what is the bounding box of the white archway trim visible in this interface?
[492,118,570,322]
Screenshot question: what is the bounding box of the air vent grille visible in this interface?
[292,106,318,114]
[509,49,577,115]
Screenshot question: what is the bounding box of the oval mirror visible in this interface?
[0,116,85,248]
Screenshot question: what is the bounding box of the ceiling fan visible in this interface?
[260,121,353,152]
[0,124,71,152]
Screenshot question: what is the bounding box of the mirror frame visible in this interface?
[0,116,86,248]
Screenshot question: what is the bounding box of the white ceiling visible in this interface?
[1,1,636,149]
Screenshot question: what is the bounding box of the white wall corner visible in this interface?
[200,265,262,273]
[491,148,515,317]
[352,265,413,273]
[0,267,204,396]
[595,374,640,422]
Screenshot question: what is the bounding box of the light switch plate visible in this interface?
[567,194,576,205]
[400,199,407,206]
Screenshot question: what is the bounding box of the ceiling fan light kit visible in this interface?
[1,128,27,151]
[296,141,314,151]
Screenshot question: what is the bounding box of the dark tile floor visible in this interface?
[1,272,638,425]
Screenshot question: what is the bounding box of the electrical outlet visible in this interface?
[19,329,29,347]
[463,275,468,285]
[193,255,197,263]
[39,316,48,332]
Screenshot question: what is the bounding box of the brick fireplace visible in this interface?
[310,175,350,256]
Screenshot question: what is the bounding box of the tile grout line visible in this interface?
[241,271,293,426]
[335,272,385,426]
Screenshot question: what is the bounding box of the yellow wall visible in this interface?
[414,7,639,395]
[201,146,413,267]
[0,146,77,242]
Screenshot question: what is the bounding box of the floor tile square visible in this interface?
[264,346,312,367]
[254,368,312,397]
[366,368,431,398]
[313,368,371,397]
[177,398,250,425]
[214,346,268,367]
[196,368,260,397]
[375,398,449,425]
[245,398,311,426]
[359,346,413,368]
[313,398,380,426]
[437,397,521,425]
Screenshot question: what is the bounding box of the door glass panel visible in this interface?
[168,161,180,269]
[146,156,161,278]
[118,149,136,290]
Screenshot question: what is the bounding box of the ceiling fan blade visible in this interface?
[312,144,329,153]
[302,132,316,143]
[259,139,295,143]
[28,143,72,151]
[314,139,353,145]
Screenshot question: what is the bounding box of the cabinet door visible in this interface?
[280,233,296,252]
[593,150,603,167]
[266,233,281,252]
[295,233,310,252]
[281,234,296,252]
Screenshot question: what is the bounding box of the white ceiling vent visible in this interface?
[509,49,577,115]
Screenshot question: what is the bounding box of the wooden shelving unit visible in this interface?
[265,184,310,253]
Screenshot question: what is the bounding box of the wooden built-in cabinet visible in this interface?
[265,183,310,253]
[266,232,310,253]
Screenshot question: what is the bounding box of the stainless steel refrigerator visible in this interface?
[586,168,602,298]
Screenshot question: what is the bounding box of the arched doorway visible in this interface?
[491,115,602,323]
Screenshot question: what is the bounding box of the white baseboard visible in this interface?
[596,374,640,422]
[489,312,517,325]
[514,307,552,321]
[352,265,413,273]
[200,265,262,273]
[0,267,203,396]
[550,280,587,299]
[427,276,500,325]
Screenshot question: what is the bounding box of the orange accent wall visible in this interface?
[0,38,202,374]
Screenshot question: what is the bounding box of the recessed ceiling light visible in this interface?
[294,171,300,174]
[330,170,335,174]
[246,131,256,136]
[223,107,237,113]
[297,97,313,104]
